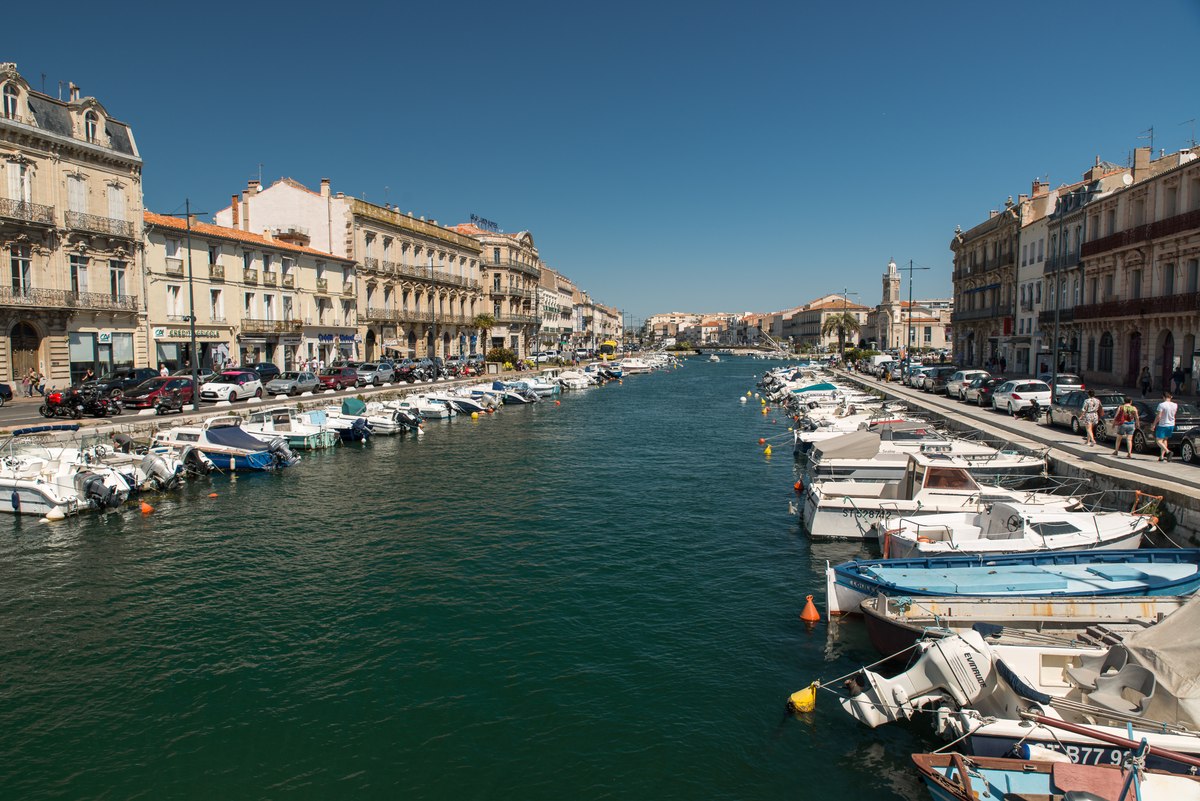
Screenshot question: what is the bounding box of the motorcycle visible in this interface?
[39,389,85,419]
[154,388,186,415]
[77,388,122,418]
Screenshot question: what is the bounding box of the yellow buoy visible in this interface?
[763,444,772,456]
[788,682,819,713]
[762,407,768,415]
[746,391,752,397]
[471,412,479,420]
[760,398,765,405]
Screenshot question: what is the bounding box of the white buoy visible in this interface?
[740,397,747,404]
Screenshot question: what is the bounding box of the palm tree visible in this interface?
[821,312,861,358]
[472,313,496,357]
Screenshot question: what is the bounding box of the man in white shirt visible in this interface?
[1154,391,1178,462]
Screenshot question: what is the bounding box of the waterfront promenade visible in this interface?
[834,368,1200,540]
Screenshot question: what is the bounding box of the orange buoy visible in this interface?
[800,595,820,623]
[555,400,561,406]
[758,438,766,445]
[207,493,218,498]
[793,481,803,493]
[140,502,154,515]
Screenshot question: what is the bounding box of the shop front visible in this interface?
[70,327,138,385]
[306,331,358,367]
[152,325,232,375]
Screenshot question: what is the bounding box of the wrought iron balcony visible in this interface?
[65,210,136,239]
[243,268,258,284]
[241,317,303,334]
[342,281,356,296]
[1082,209,1200,259]
[952,306,1006,322]
[495,312,540,325]
[281,274,294,289]
[0,285,138,311]
[1073,291,1200,321]
[395,262,482,290]
[262,271,278,286]
[0,197,55,226]
[208,263,225,281]
[315,278,328,293]
[1038,308,1076,327]
[487,257,541,278]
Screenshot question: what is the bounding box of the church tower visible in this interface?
[881,258,901,348]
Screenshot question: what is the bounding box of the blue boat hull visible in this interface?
[199,448,288,472]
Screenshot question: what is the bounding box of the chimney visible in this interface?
[989,210,999,219]
[247,179,261,195]
[230,195,240,229]
[1018,193,1029,204]
[320,178,330,198]
[68,82,80,101]
[1133,147,1151,182]
[241,190,250,231]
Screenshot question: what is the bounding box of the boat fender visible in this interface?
[916,536,933,544]
[1016,744,1071,763]
[11,490,19,513]
[995,658,1052,705]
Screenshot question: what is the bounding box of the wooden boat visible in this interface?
[859,593,1187,659]
[825,549,1200,615]
[881,501,1149,558]
[912,751,1200,801]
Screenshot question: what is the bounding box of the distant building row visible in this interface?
[0,62,621,386]
[950,145,1200,392]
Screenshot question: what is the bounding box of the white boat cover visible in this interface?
[1122,594,1200,728]
[812,431,881,461]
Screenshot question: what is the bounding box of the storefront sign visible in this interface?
[315,333,360,343]
[153,326,224,340]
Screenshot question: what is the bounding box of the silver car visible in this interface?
[356,362,396,386]
[265,371,321,396]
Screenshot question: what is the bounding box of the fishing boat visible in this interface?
[859,593,1187,660]
[555,369,594,389]
[911,751,1200,801]
[153,416,299,472]
[825,549,1200,615]
[0,425,131,517]
[242,407,340,450]
[834,597,1200,773]
[801,452,1082,540]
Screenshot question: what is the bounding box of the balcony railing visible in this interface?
[315,278,328,293]
[487,257,541,278]
[504,287,535,300]
[281,274,294,289]
[0,285,138,311]
[1019,300,1035,312]
[1082,209,1200,259]
[208,263,225,281]
[1038,308,1076,327]
[243,268,258,284]
[65,210,136,239]
[1073,291,1200,321]
[495,312,540,325]
[395,262,482,290]
[382,260,397,275]
[164,258,184,276]
[241,317,303,334]
[0,197,55,226]
[1045,252,1080,273]
[364,257,379,271]
[952,306,1006,322]
[363,307,437,324]
[342,281,356,296]
[262,271,278,286]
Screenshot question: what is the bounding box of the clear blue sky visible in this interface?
[9,0,1199,321]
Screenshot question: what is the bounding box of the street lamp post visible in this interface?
[898,261,930,360]
[163,199,205,411]
[839,288,859,362]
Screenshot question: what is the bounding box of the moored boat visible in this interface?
[242,407,340,450]
[153,416,298,472]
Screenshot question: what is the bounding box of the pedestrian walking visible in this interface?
[1111,396,1139,458]
[1140,366,1152,397]
[1172,366,1185,394]
[34,367,45,397]
[1154,391,1178,462]
[1081,389,1102,446]
[1000,356,1007,373]
[21,368,33,397]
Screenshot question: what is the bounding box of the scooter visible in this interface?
[154,388,186,415]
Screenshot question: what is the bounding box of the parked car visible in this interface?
[172,369,216,386]
[532,350,560,364]
[266,371,321,396]
[317,366,359,390]
[923,365,959,393]
[0,382,13,406]
[910,366,939,390]
[1049,390,1123,434]
[991,379,1052,415]
[121,376,195,409]
[947,370,989,400]
[252,362,282,383]
[1037,372,1085,401]
[82,367,160,398]
[901,364,926,387]
[964,376,1006,406]
[1178,426,1200,463]
[1098,399,1200,453]
[355,362,395,386]
[199,370,263,402]
[574,348,590,360]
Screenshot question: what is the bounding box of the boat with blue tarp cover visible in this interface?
[152,416,299,472]
[826,548,1200,615]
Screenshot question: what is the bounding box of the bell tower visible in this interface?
[881,258,901,348]
[883,258,900,305]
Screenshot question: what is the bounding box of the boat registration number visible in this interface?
[840,508,892,520]
[1021,740,1125,766]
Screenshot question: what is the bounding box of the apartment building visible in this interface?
[448,222,540,358]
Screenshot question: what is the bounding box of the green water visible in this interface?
[0,361,930,800]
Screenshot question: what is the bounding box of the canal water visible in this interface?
[0,360,932,800]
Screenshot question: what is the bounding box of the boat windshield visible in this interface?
[922,467,978,491]
[1029,521,1082,537]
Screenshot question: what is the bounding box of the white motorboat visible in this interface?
[242,407,339,450]
[619,357,652,374]
[152,416,299,472]
[296,408,371,444]
[74,437,191,492]
[555,369,594,390]
[834,597,1200,772]
[802,452,1083,540]
[389,396,455,419]
[0,425,131,518]
[883,501,1150,558]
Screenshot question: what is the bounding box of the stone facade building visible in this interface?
[792,294,871,350]
[950,200,1019,368]
[143,212,357,371]
[448,223,541,358]
[1075,147,1200,392]
[0,63,143,386]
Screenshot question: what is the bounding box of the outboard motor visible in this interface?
[839,631,998,728]
[141,453,181,491]
[267,437,296,468]
[180,446,213,475]
[78,472,122,510]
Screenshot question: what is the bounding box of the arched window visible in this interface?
[1098,331,1114,372]
[2,84,18,119]
[84,111,98,142]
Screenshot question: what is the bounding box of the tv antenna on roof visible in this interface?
[1137,126,1154,154]
[1181,119,1197,148]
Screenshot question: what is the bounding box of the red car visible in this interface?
[318,366,358,390]
[121,376,195,409]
